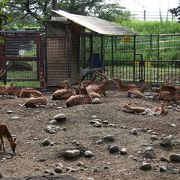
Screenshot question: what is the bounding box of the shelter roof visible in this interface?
[51,10,136,35]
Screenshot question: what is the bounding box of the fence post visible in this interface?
[133,35,136,82]
[111,36,114,77]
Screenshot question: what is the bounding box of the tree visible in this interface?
[4,0,131,29]
[169,5,180,22]
[0,0,9,29]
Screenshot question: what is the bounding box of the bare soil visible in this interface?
[0,90,180,180]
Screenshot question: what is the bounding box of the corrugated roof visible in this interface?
[51,10,136,35]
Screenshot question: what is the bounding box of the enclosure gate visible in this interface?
[0,30,44,88]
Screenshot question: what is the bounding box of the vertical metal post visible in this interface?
[157,34,160,83]
[133,35,136,82]
[144,10,146,21]
[101,35,104,69]
[111,36,114,77]
[90,35,93,68]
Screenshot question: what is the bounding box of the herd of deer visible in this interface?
[0,70,180,154]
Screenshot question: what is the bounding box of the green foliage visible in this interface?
[120,20,180,34]
[3,0,131,29]
[169,5,180,22]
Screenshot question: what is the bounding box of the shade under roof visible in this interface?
[51,10,136,35]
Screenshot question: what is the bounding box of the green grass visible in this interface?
[119,20,180,34]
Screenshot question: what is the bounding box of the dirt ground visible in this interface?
[0,90,180,180]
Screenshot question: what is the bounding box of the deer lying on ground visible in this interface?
[0,123,16,154]
[159,90,180,102]
[113,78,137,92]
[66,83,93,107]
[52,80,75,100]
[127,83,151,98]
[19,88,43,98]
[24,96,48,108]
[0,82,42,98]
[85,71,114,96]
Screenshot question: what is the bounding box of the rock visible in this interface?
[92,115,98,119]
[87,178,95,180]
[54,167,63,173]
[66,167,79,172]
[143,151,155,159]
[95,140,104,145]
[63,150,80,159]
[131,128,138,135]
[150,135,159,140]
[48,171,57,176]
[9,116,20,120]
[160,137,172,147]
[55,162,64,169]
[45,125,59,134]
[89,119,101,124]
[140,162,152,171]
[49,119,58,124]
[108,123,117,128]
[53,114,66,122]
[43,170,50,174]
[92,98,101,104]
[145,146,154,151]
[160,156,170,162]
[6,110,13,114]
[171,123,177,127]
[84,150,94,158]
[93,121,102,127]
[102,120,109,125]
[109,145,120,154]
[120,148,127,155]
[42,139,50,146]
[103,134,115,142]
[169,153,180,163]
[160,166,167,172]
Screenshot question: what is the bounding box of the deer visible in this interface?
[0,123,16,154]
[65,83,95,107]
[127,83,151,98]
[159,90,180,102]
[19,88,43,98]
[113,78,137,92]
[24,96,48,108]
[85,71,114,96]
[51,80,75,100]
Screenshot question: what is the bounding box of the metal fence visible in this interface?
[0,30,44,88]
[81,34,180,85]
[0,31,179,88]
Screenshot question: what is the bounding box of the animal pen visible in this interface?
[0,10,180,88]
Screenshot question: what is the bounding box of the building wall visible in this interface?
[46,21,81,86]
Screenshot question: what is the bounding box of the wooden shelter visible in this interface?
[45,10,135,86]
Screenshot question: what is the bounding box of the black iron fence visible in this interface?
[81,34,180,85]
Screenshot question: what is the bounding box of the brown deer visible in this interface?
[113,78,137,92]
[24,96,48,108]
[85,72,114,96]
[52,80,75,100]
[19,88,43,98]
[66,83,93,107]
[0,123,16,154]
[127,83,151,98]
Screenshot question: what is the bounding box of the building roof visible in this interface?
[51,10,136,35]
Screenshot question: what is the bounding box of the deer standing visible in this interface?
[0,123,16,154]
